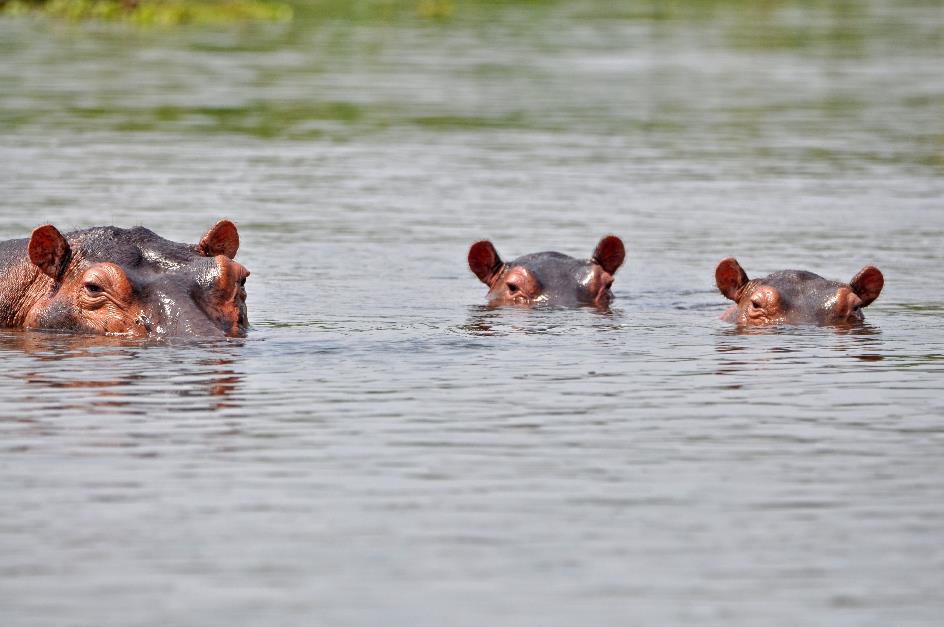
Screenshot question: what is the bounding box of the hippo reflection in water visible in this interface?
[0,220,249,337]
[715,257,884,326]
[468,235,626,307]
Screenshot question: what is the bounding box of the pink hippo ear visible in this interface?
[198,219,239,259]
[715,257,749,301]
[592,235,625,274]
[850,265,884,307]
[28,224,72,280]
[468,240,504,286]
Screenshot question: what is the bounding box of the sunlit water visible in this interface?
[1,1,943,625]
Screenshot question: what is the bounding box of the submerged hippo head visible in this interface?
[468,235,626,307]
[715,258,884,326]
[13,220,249,337]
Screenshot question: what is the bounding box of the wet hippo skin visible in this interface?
[468,235,626,308]
[0,220,249,337]
[715,257,884,326]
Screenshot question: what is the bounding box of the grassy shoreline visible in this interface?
[0,0,294,25]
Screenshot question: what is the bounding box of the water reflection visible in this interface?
[0,330,247,414]
[715,320,882,338]
[713,321,886,377]
[457,304,624,337]
[0,328,144,359]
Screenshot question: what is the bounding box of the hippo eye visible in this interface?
[507,282,519,294]
[750,297,762,309]
[84,282,104,294]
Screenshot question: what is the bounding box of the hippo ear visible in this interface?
[28,224,72,280]
[468,241,504,285]
[715,257,749,301]
[850,265,884,307]
[592,235,625,274]
[198,220,239,259]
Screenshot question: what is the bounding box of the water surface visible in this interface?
[1,1,943,625]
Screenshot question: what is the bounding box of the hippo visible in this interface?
[715,257,884,325]
[468,235,625,307]
[0,220,249,337]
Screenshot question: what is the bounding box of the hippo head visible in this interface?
[24,220,249,338]
[715,257,884,326]
[468,235,626,307]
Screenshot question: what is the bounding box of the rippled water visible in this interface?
[2,1,943,624]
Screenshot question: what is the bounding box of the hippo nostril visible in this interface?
[845,292,864,318]
[134,314,153,333]
[211,255,250,301]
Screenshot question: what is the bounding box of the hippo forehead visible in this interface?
[71,226,230,298]
[759,270,846,316]
[510,252,595,298]
[76,226,204,271]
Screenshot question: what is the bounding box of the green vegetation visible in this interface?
[0,0,888,28]
[0,0,450,25]
[0,102,546,140]
[0,0,293,25]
